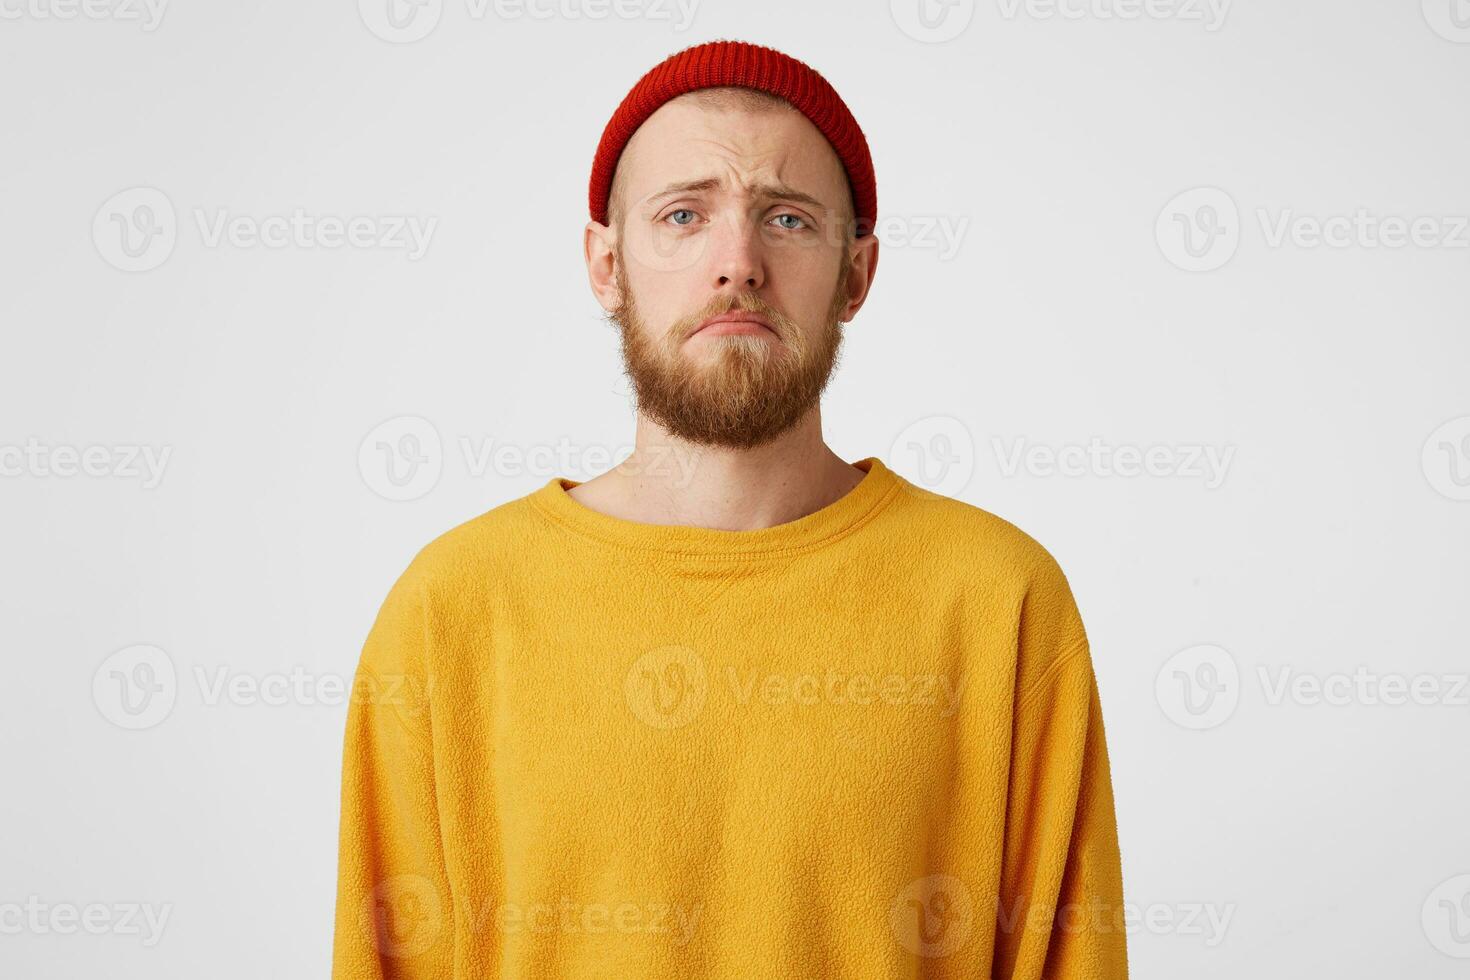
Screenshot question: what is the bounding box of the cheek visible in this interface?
[770,247,843,319]
[623,222,714,281]
[622,268,697,333]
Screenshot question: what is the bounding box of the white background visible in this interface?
[2,0,1468,976]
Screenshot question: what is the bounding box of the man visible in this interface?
[333,39,1128,980]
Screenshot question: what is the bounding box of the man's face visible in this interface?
[602,95,859,449]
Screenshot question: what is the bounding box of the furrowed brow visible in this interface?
[645,178,723,204]
[753,184,827,210]
[645,177,828,211]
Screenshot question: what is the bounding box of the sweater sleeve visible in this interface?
[992,564,1129,980]
[332,566,455,979]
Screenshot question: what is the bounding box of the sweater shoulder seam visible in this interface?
[1017,640,1090,712]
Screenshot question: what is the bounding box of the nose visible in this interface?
[707,206,765,294]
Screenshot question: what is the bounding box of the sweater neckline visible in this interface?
[527,456,902,558]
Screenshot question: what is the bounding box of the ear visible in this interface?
[585,220,621,313]
[837,234,880,323]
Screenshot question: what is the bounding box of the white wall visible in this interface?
[2,0,1467,976]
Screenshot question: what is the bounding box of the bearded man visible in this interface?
[332,39,1128,980]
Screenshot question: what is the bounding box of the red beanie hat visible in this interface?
[588,40,877,238]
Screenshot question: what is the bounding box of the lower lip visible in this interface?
[694,319,776,338]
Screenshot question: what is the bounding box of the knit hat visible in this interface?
[588,40,877,238]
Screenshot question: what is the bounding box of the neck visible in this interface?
[567,407,866,532]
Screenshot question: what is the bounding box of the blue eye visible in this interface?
[772,214,806,230]
[666,209,697,226]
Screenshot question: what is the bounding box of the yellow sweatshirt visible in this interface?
[332,456,1128,979]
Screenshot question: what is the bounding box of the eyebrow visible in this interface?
[644,177,828,211]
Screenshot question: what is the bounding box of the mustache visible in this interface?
[676,293,790,342]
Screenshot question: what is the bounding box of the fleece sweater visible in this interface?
[331,455,1128,979]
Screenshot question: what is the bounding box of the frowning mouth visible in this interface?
[691,312,778,338]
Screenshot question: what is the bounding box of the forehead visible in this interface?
[616,95,848,210]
